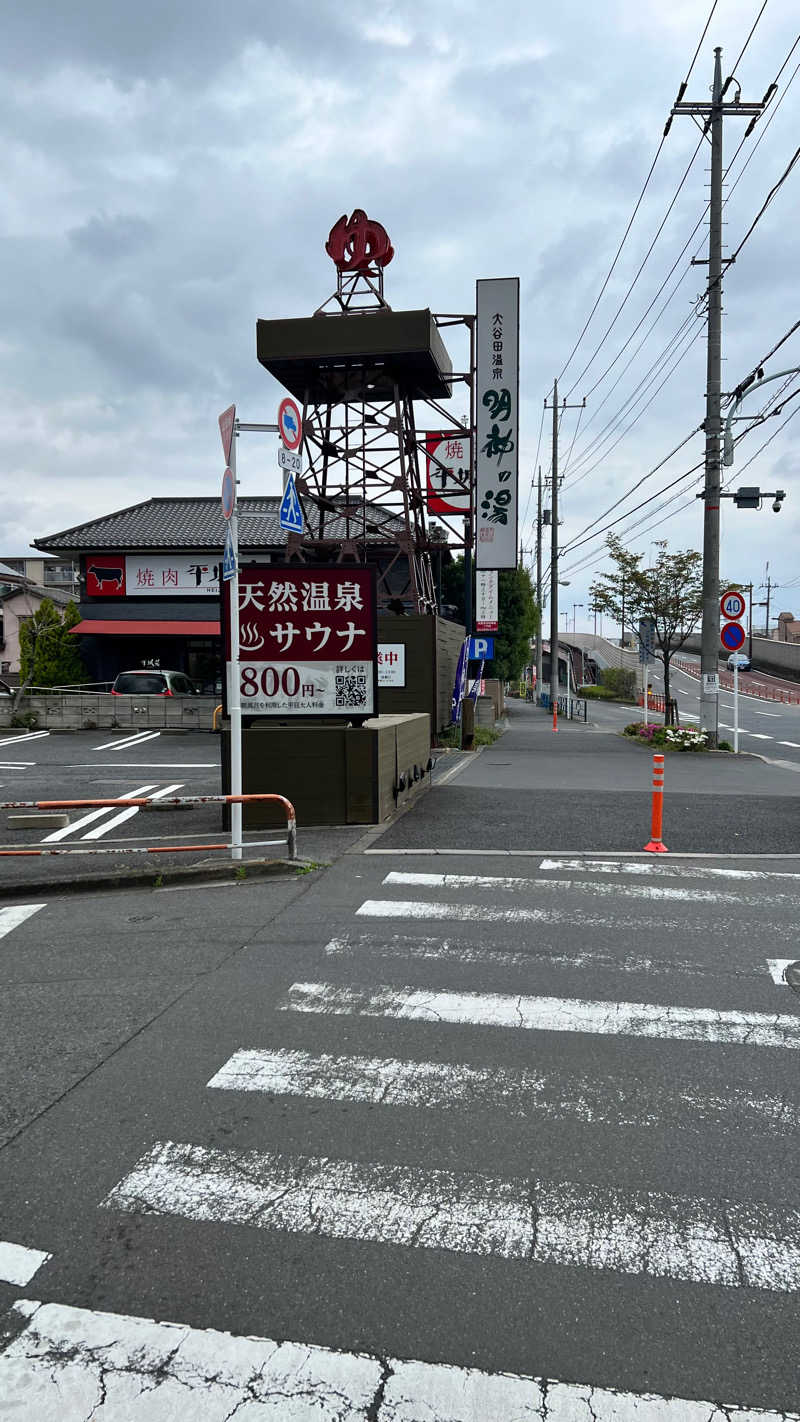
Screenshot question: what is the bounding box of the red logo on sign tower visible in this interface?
[326,210,394,272]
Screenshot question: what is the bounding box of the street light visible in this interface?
[572,602,584,634]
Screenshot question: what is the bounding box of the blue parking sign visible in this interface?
[468,636,494,660]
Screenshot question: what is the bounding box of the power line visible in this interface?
[727,142,800,266]
[722,0,770,96]
[561,425,702,556]
[556,0,719,386]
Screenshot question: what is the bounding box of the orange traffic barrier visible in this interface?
[643,754,667,854]
[0,793,297,861]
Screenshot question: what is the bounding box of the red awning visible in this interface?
[70,620,220,636]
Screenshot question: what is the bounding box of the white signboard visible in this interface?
[702,673,720,697]
[476,569,499,632]
[237,661,373,715]
[86,554,221,597]
[378,643,406,687]
[475,277,520,569]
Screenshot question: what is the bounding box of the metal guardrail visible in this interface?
[0,793,297,861]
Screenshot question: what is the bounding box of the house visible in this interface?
[34,496,450,690]
[0,566,73,678]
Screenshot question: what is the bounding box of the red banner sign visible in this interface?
[223,565,377,717]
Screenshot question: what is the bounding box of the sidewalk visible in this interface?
[370,699,800,856]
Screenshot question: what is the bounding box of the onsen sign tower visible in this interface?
[256,211,471,613]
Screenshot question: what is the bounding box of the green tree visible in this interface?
[19,598,87,690]
[589,536,703,722]
[441,558,539,682]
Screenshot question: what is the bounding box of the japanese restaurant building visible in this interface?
[34,496,446,690]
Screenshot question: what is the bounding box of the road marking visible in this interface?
[5,1300,794,1422]
[748,732,773,740]
[0,762,35,769]
[207,1045,800,1134]
[539,857,800,882]
[82,782,183,839]
[104,1138,800,1292]
[756,711,781,717]
[0,1241,51,1285]
[41,784,158,842]
[767,959,798,986]
[68,761,218,768]
[0,903,46,939]
[282,980,800,1049]
[0,730,49,747]
[324,931,756,982]
[354,897,797,939]
[93,730,161,751]
[381,870,789,907]
[778,741,800,748]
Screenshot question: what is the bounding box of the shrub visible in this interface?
[11,710,39,730]
[623,721,710,751]
[599,666,637,700]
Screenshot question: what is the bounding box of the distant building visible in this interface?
[0,570,72,678]
[0,555,79,596]
[774,611,800,643]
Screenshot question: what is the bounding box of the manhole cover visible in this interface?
[784,962,800,994]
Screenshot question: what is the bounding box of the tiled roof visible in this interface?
[34,497,406,553]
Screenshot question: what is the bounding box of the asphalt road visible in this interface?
[1,706,799,1417]
[623,651,800,767]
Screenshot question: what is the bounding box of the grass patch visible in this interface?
[435,725,500,750]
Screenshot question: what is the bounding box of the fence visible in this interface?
[637,692,680,724]
[0,691,218,731]
[538,693,588,722]
[0,794,297,862]
[673,658,800,705]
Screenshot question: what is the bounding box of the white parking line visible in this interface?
[41,784,158,842]
[0,904,46,940]
[756,711,781,718]
[93,730,161,751]
[5,1300,792,1422]
[82,782,183,839]
[778,741,800,748]
[0,730,49,747]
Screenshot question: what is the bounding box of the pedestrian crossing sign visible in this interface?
[279,471,303,533]
[222,525,237,582]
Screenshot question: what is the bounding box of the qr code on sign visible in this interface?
[335,672,368,708]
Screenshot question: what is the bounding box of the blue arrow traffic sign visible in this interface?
[279,471,304,533]
[222,525,237,582]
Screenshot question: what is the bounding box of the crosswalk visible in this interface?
[40,780,183,842]
[4,855,800,1417]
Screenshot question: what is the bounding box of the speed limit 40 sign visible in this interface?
[720,588,746,621]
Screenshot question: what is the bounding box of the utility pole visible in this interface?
[761,573,776,638]
[672,48,764,745]
[535,467,543,700]
[545,380,585,728]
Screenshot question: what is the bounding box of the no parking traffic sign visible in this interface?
[720,621,746,652]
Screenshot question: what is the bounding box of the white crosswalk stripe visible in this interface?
[102,1137,800,1291]
[74,857,800,1417]
[4,1300,796,1421]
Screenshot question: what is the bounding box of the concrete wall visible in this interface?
[0,692,218,731]
[680,632,800,681]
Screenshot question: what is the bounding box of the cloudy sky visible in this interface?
[2,0,798,628]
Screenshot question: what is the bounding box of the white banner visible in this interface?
[475,277,519,569]
[237,660,375,716]
[378,644,406,687]
[475,569,498,632]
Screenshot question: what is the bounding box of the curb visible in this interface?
[0,856,317,902]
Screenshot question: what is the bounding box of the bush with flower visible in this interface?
[623,722,711,751]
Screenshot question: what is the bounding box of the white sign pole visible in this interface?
[229,430,242,861]
[734,656,739,754]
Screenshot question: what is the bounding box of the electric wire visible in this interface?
[727,142,800,266]
[557,0,719,386]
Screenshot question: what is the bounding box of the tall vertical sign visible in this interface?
[475,277,520,569]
